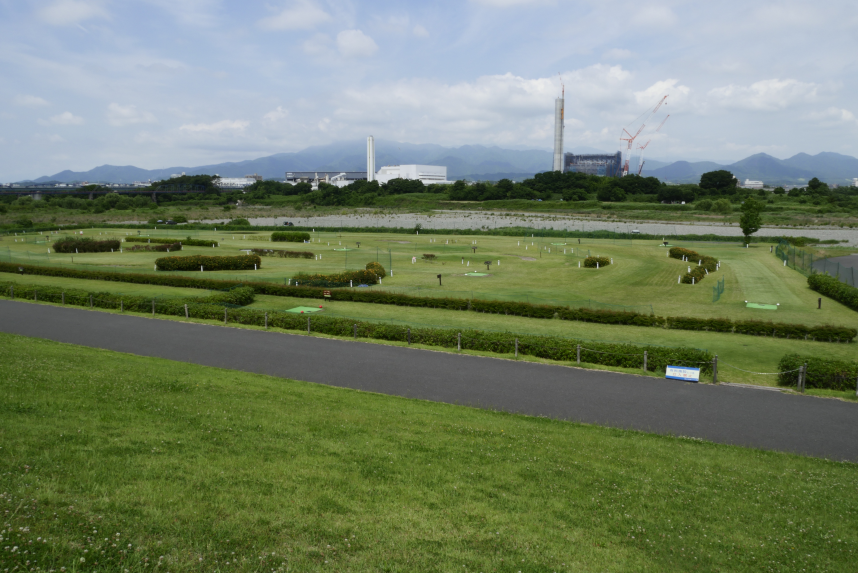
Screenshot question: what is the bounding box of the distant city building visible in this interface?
[245,173,262,182]
[742,179,765,189]
[214,175,260,189]
[169,172,186,179]
[285,171,367,189]
[853,178,858,187]
[564,152,623,177]
[374,165,451,185]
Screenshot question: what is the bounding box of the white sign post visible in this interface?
[665,365,700,382]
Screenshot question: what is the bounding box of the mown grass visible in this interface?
[1,332,857,572]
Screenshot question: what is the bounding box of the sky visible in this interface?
[1,0,857,181]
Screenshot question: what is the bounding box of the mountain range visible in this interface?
[21,140,858,186]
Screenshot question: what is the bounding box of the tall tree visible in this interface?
[739,197,763,244]
[699,170,738,195]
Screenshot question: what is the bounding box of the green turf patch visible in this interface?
[550,242,567,245]
[332,248,354,251]
[285,305,324,313]
[746,302,779,310]
[2,332,857,573]
[464,272,489,276]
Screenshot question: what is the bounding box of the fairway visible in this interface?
[1,332,857,572]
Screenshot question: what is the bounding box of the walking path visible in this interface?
[2,300,856,462]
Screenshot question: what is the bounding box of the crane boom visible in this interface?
[620,95,668,176]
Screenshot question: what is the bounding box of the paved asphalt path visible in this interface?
[2,300,857,462]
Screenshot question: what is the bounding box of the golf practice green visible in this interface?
[332,248,354,251]
[746,302,778,310]
[464,272,489,277]
[286,306,324,313]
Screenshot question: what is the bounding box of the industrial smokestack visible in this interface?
[367,136,376,182]
[553,96,564,172]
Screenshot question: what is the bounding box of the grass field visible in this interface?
[1,332,857,572]
[3,227,856,326]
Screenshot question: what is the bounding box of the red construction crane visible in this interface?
[636,114,670,175]
[620,95,668,176]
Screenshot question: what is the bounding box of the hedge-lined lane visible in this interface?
[1,262,854,343]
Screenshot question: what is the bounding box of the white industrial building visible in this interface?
[374,164,451,185]
[214,175,260,189]
[853,178,858,187]
[742,179,765,189]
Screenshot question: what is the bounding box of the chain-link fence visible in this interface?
[776,239,856,287]
[712,275,725,303]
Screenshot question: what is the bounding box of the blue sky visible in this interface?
[1,0,857,180]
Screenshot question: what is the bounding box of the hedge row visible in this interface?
[778,353,858,391]
[52,237,121,253]
[670,247,718,284]
[129,243,182,252]
[808,273,858,312]
[154,254,261,271]
[271,231,311,243]
[125,236,219,247]
[250,248,314,259]
[292,268,380,287]
[583,256,610,268]
[2,262,854,343]
[2,280,711,373]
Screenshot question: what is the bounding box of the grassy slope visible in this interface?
[1,332,857,573]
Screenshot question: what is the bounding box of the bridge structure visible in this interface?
[0,184,209,201]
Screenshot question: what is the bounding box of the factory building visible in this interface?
[214,175,262,189]
[564,152,623,177]
[853,178,858,187]
[741,179,765,189]
[374,164,451,185]
[285,172,367,189]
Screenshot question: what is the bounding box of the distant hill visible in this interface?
[648,152,858,185]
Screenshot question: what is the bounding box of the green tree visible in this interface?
[699,170,738,195]
[711,199,732,214]
[739,197,763,243]
[772,187,786,195]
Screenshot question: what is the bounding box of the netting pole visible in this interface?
[90,295,93,308]
[457,332,461,351]
[307,317,311,334]
[9,286,12,298]
[354,324,357,339]
[184,304,188,318]
[643,351,647,373]
[577,344,581,364]
[151,300,154,315]
[713,355,718,384]
[62,292,65,305]
[515,338,518,357]
[407,328,411,345]
[264,312,268,329]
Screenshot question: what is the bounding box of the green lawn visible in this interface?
[1,332,856,572]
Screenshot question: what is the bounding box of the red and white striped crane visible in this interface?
[620,95,668,176]
[636,114,670,175]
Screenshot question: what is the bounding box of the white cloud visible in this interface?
[336,30,379,58]
[38,112,84,125]
[634,79,690,109]
[413,24,430,38]
[106,103,156,127]
[258,0,332,31]
[140,0,221,27]
[263,106,289,122]
[37,0,108,26]
[179,120,249,133]
[633,4,678,28]
[807,107,858,127]
[13,95,50,107]
[302,33,332,56]
[707,79,818,111]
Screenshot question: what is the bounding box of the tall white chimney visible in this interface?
[367,136,376,182]
[553,96,564,172]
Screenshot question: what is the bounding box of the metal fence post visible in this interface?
[515,338,518,357]
[354,324,357,339]
[90,295,93,308]
[62,292,65,305]
[151,300,154,315]
[407,328,411,345]
[643,350,647,372]
[34,290,37,302]
[307,317,310,334]
[577,344,581,364]
[9,286,12,298]
[184,304,189,318]
[457,332,461,351]
[224,309,228,324]
[264,312,268,329]
[713,355,718,384]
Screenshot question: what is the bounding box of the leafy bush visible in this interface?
[422,254,437,260]
[14,218,34,228]
[52,237,121,253]
[126,236,218,247]
[228,218,250,226]
[778,354,858,391]
[670,247,718,284]
[808,273,858,311]
[292,269,379,287]
[272,231,311,242]
[2,261,853,343]
[129,243,182,252]
[583,256,610,268]
[365,261,387,278]
[155,254,261,271]
[250,248,314,259]
[696,199,713,211]
[711,199,732,214]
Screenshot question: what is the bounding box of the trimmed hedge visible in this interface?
[129,243,182,252]
[1,262,854,343]
[52,237,121,253]
[126,236,219,247]
[808,273,858,312]
[250,248,314,259]
[778,353,858,391]
[2,280,710,373]
[155,254,261,271]
[272,231,311,243]
[365,261,387,278]
[670,247,718,284]
[292,269,379,287]
[583,256,610,268]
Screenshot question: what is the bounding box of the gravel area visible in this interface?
[191,211,858,246]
